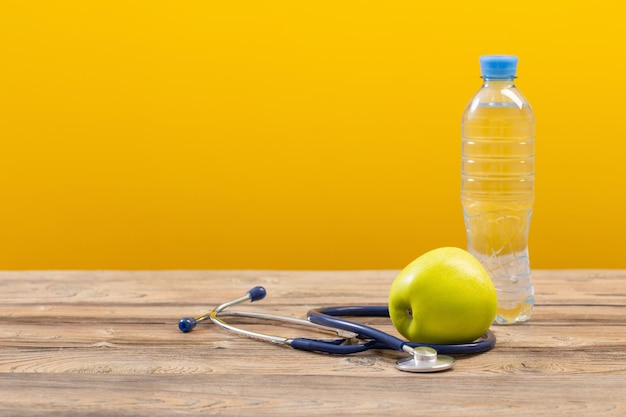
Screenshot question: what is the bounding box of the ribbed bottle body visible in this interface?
[462,81,535,324]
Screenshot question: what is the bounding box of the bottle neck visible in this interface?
[482,77,516,88]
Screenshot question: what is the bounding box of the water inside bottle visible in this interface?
[471,249,534,324]
[462,102,535,324]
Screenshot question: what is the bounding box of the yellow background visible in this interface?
[1,1,625,270]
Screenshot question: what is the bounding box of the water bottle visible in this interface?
[461,55,535,324]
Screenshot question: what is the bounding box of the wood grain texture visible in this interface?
[1,270,625,416]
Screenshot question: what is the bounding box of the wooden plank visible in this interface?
[1,335,625,376]
[0,373,624,416]
[1,269,624,303]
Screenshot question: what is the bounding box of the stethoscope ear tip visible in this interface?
[247,286,267,302]
[178,317,197,333]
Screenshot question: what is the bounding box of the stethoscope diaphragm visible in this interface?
[396,346,455,372]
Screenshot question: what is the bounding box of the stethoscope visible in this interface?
[178,286,496,373]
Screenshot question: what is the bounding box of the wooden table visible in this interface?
[1,270,624,416]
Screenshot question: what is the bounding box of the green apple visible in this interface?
[388,247,497,344]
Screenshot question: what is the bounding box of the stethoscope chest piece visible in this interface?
[396,346,455,373]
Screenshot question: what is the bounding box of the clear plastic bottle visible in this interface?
[461,55,535,324]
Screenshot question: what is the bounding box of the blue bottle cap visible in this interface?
[480,55,518,78]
